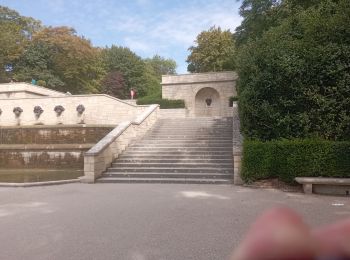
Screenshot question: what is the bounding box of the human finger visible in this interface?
[231,207,318,260]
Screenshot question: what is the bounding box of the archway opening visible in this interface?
[194,87,221,117]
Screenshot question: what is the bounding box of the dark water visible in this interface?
[0,169,83,183]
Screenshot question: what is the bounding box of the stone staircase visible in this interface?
[97,117,233,184]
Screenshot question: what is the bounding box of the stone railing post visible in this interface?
[232,103,244,185]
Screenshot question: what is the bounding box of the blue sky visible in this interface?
[1,0,242,73]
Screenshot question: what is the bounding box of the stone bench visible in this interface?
[295,177,350,196]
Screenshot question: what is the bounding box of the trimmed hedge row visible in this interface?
[241,139,350,184]
[137,97,185,109]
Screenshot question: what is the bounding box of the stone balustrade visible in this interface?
[82,104,159,183]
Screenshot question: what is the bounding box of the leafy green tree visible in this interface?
[144,55,177,79]
[13,42,64,88]
[0,6,41,81]
[237,0,350,141]
[102,46,154,97]
[186,26,236,73]
[27,26,104,93]
[234,0,322,46]
[234,0,280,46]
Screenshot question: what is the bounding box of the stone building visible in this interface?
[162,71,237,117]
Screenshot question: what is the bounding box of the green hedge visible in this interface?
[242,139,350,184]
[137,97,185,109]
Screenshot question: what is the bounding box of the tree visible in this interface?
[0,6,41,81]
[26,26,104,93]
[13,42,64,88]
[234,0,324,46]
[186,26,236,73]
[100,71,126,98]
[144,55,177,79]
[234,0,281,46]
[237,0,350,141]
[102,46,154,97]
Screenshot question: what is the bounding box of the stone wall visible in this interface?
[0,125,113,169]
[159,109,189,118]
[162,71,237,117]
[0,94,145,126]
[0,149,87,168]
[0,125,113,144]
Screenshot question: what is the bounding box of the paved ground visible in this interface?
[0,184,349,260]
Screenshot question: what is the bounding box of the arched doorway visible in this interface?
[194,87,221,117]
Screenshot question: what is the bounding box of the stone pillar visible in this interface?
[234,154,243,185]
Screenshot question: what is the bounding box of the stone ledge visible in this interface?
[295,177,350,185]
[0,179,80,187]
[0,124,116,129]
[0,143,94,150]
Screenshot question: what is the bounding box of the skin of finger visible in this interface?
[231,207,318,260]
[312,218,350,257]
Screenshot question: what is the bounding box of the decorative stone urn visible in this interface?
[76,104,85,115]
[33,106,44,118]
[54,105,65,116]
[13,107,23,117]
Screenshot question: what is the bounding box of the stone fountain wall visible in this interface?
[0,94,146,126]
[0,125,114,168]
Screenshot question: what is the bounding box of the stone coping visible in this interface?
[0,124,116,129]
[0,82,66,96]
[0,143,94,150]
[85,104,159,156]
[0,93,149,108]
[0,178,80,187]
[295,177,350,185]
[162,71,238,85]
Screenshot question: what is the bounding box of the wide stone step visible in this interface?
[145,137,233,141]
[156,122,232,125]
[153,123,232,126]
[97,177,232,184]
[111,163,233,168]
[127,147,233,152]
[118,155,233,160]
[129,144,233,148]
[120,152,232,157]
[102,172,232,179]
[149,131,233,135]
[138,140,232,144]
[151,127,232,131]
[145,132,233,140]
[107,167,233,173]
[115,159,233,163]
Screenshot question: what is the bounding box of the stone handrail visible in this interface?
[82,104,159,183]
